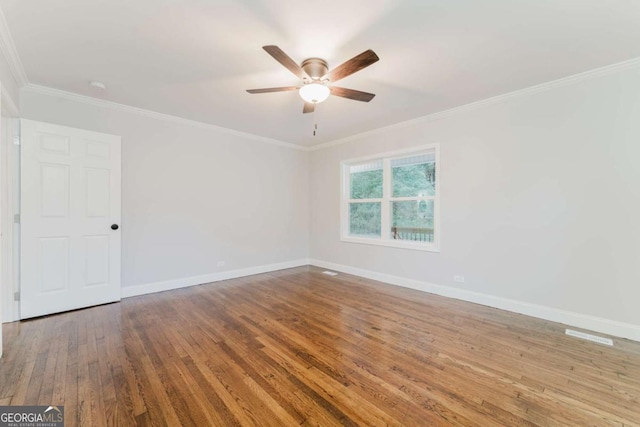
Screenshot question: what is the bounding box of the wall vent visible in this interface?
[565,329,613,346]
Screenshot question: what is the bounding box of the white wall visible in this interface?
[0,37,20,117]
[19,90,309,295]
[0,61,18,116]
[0,90,3,354]
[10,61,640,342]
[310,65,640,338]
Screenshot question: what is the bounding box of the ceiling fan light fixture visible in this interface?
[299,83,330,104]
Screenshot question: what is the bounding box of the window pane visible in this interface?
[350,161,383,199]
[392,154,436,197]
[349,202,381,237]
[391,200,434,242]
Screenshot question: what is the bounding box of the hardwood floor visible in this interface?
[1,266,639,426]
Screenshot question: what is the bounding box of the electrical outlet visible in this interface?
[453,275,465,283]
[217,261,226,268]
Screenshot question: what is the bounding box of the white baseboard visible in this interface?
[309,259,640,343]
[10,257,640,343]
[121,258,310,298]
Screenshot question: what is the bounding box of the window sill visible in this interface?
[340,236,440,252]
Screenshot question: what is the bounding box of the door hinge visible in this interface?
[14,291,20,301]
[14,214,20,224]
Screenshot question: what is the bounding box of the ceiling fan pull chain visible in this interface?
[313,109,317,136]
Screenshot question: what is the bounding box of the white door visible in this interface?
[20,119,121,318]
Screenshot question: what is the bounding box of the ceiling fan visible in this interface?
[247,45,379,114]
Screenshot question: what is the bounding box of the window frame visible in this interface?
[340,143,441,252]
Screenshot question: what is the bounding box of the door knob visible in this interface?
[111,224,119,230]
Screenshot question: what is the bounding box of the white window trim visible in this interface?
[340,143,441,252]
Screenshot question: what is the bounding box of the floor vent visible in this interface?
[322,271,338,276]
[565,329,613,346]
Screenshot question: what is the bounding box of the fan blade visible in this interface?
[303,102,316,114]
[330,86,376,102]
[263,45,310,80]
[246,86,299,94]
[322,49,379,83]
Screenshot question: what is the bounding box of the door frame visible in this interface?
[1,83,20,357]
[1,92,20,324]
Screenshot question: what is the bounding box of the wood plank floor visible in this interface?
[1,266,640,426]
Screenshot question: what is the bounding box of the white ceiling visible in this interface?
[2,0,640,146]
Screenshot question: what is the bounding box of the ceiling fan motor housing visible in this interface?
[301,58,329,81]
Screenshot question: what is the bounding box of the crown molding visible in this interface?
[0,7,28,87]
[310,56,640,152]
[24,84,309,151]
[19,51,640,153]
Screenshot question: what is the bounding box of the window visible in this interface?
[341,144,439,251]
